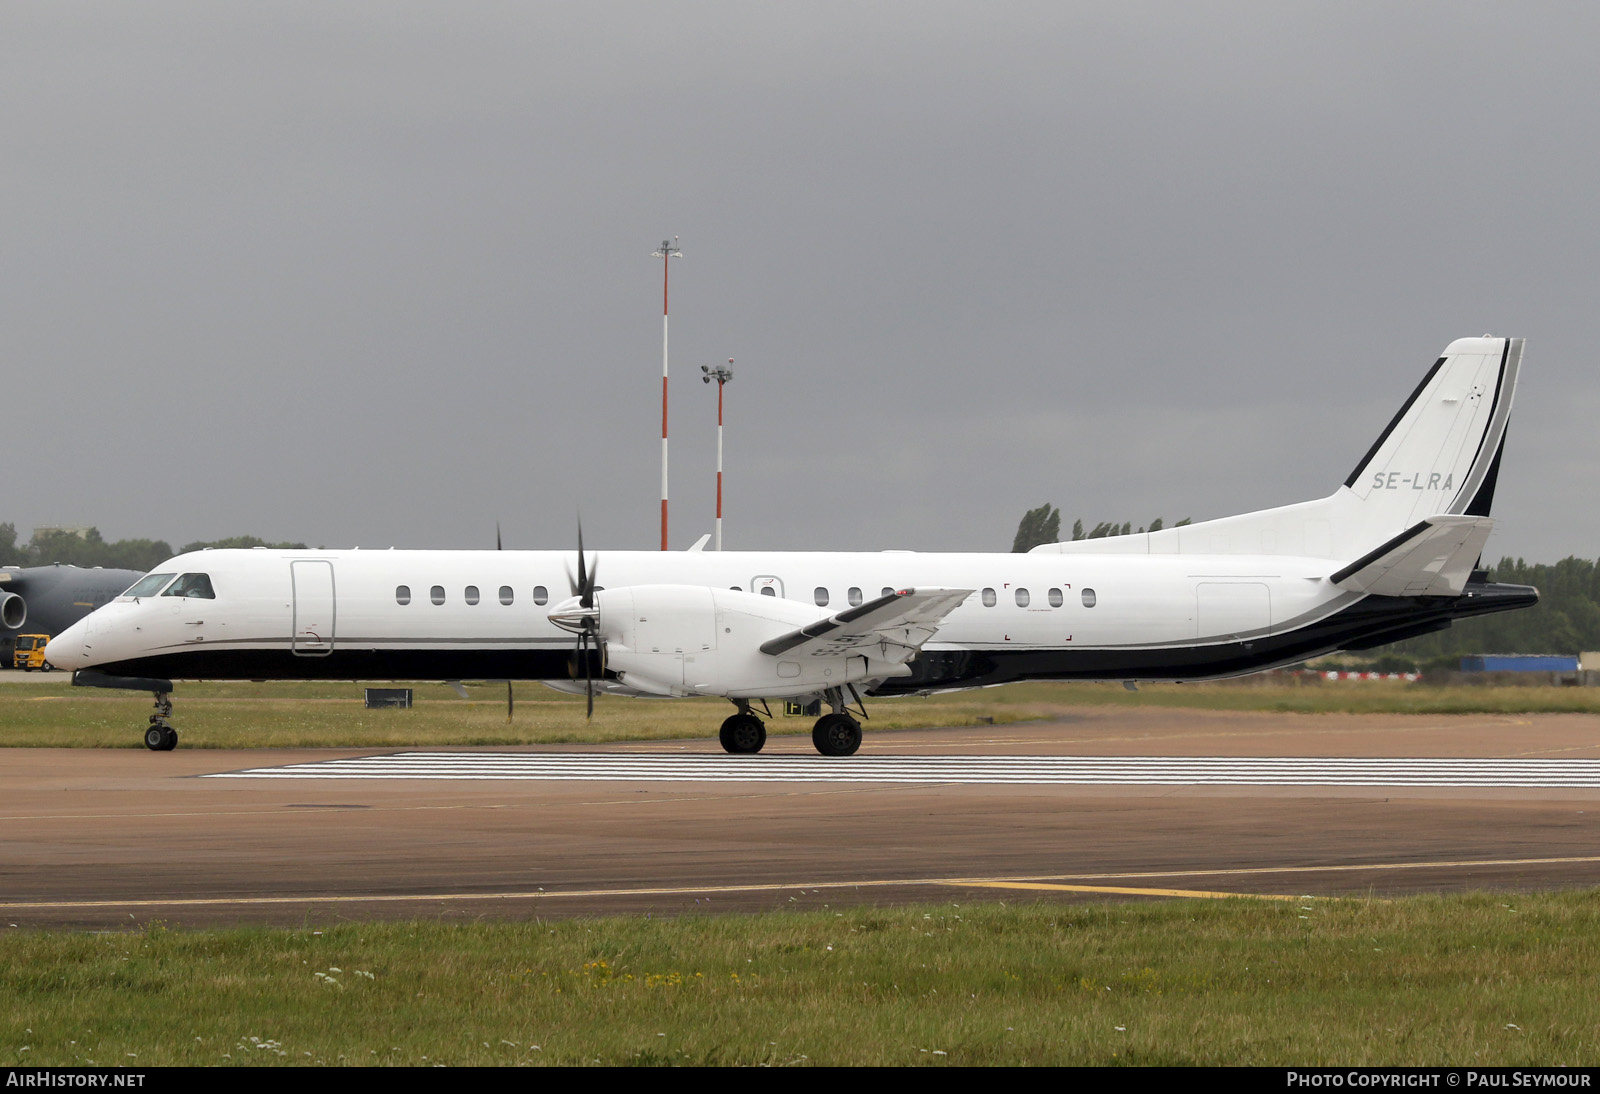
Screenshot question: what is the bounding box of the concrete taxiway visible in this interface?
[3,707,1600,928]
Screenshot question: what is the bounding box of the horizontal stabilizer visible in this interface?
[1330,515,1494,597]
[760,587,974,661]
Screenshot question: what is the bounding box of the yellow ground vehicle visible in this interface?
[13,634,52,671]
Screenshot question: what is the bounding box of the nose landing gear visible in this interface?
[144,692,177,751]
[67,671,180,751]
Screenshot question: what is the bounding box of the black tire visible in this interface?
[144,725,166,751]
[719,713,767,754]
[157,727,178,751]
[811,713,862,757]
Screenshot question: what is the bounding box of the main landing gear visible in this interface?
[719,709,767,754]
[716,689,865,757]
[811,711,862,757]
[144,691,177,751]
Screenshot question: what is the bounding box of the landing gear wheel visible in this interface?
[719,713,767,754]
[143,692,177,750]
[812,713,862,757]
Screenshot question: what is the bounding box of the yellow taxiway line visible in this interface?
[7,852,1598,912]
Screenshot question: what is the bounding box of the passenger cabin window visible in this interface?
[1082,588,1097,608]
[848,587,863,607]
[814,587,829,607]
[533,586,548,606]
[499,586,513,605]
[431,586,446,605]
[163,573,215,599]
[881,587,893,598]
[1015,588,1030,607]
[1048,587,1063,608]
[465,585,480,606]
[760,586,776,597]
[396,585,411,605]
[981,588,996,607]
[126,573,175,598]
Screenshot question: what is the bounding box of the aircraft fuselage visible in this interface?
[46,546,1534,691]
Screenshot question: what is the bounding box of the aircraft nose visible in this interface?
[44,618,93,668]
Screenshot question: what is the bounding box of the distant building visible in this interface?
[30,526,92,541]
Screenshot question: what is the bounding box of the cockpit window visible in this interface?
[125,573,176,598]
[162,573,216,599]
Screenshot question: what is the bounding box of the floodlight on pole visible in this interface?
[651,237,681,551]
[701,358,734,551]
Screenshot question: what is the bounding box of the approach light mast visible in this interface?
[702,358,734,550]
[651,237,682,551]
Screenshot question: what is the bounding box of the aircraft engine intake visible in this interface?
[0,590,26,630]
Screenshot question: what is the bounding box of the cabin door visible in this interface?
[291,560,336,656]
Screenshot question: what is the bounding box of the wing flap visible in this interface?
[1330,515,1494,597]
[759,587,974,661]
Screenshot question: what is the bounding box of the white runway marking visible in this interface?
[204,752,1600,788]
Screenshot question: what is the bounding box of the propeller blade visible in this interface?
[561,518,599,721]
[506,680,513,723]
[576,527,600,608]
[496,522,502,551]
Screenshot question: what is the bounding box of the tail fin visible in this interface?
[1031,336,1521,563]
[1341,336,1519,525]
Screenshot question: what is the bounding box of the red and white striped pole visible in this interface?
[703,358,734,550]
[651,238,681,551]
[716,375,723,550]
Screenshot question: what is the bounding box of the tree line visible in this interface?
[1011,505,1599,659]
[1011,503,1191,553]
[0,524,306,573]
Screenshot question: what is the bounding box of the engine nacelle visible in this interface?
[0,590,25,630]
[577,584,900,699]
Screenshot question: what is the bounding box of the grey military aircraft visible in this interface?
[1,565,145,664]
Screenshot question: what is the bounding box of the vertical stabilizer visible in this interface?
[1341,336,1519,527]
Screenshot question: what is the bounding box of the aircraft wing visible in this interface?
[1330,515,1495,597]
[759,587,975,662]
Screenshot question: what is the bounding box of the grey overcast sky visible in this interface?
[5,2,1595,561]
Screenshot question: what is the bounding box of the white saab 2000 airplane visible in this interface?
[47,336,1538,755]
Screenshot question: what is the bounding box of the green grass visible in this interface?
[3,676,1599,748]
[0,679,1051,749]
[4,893,1599,1066]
